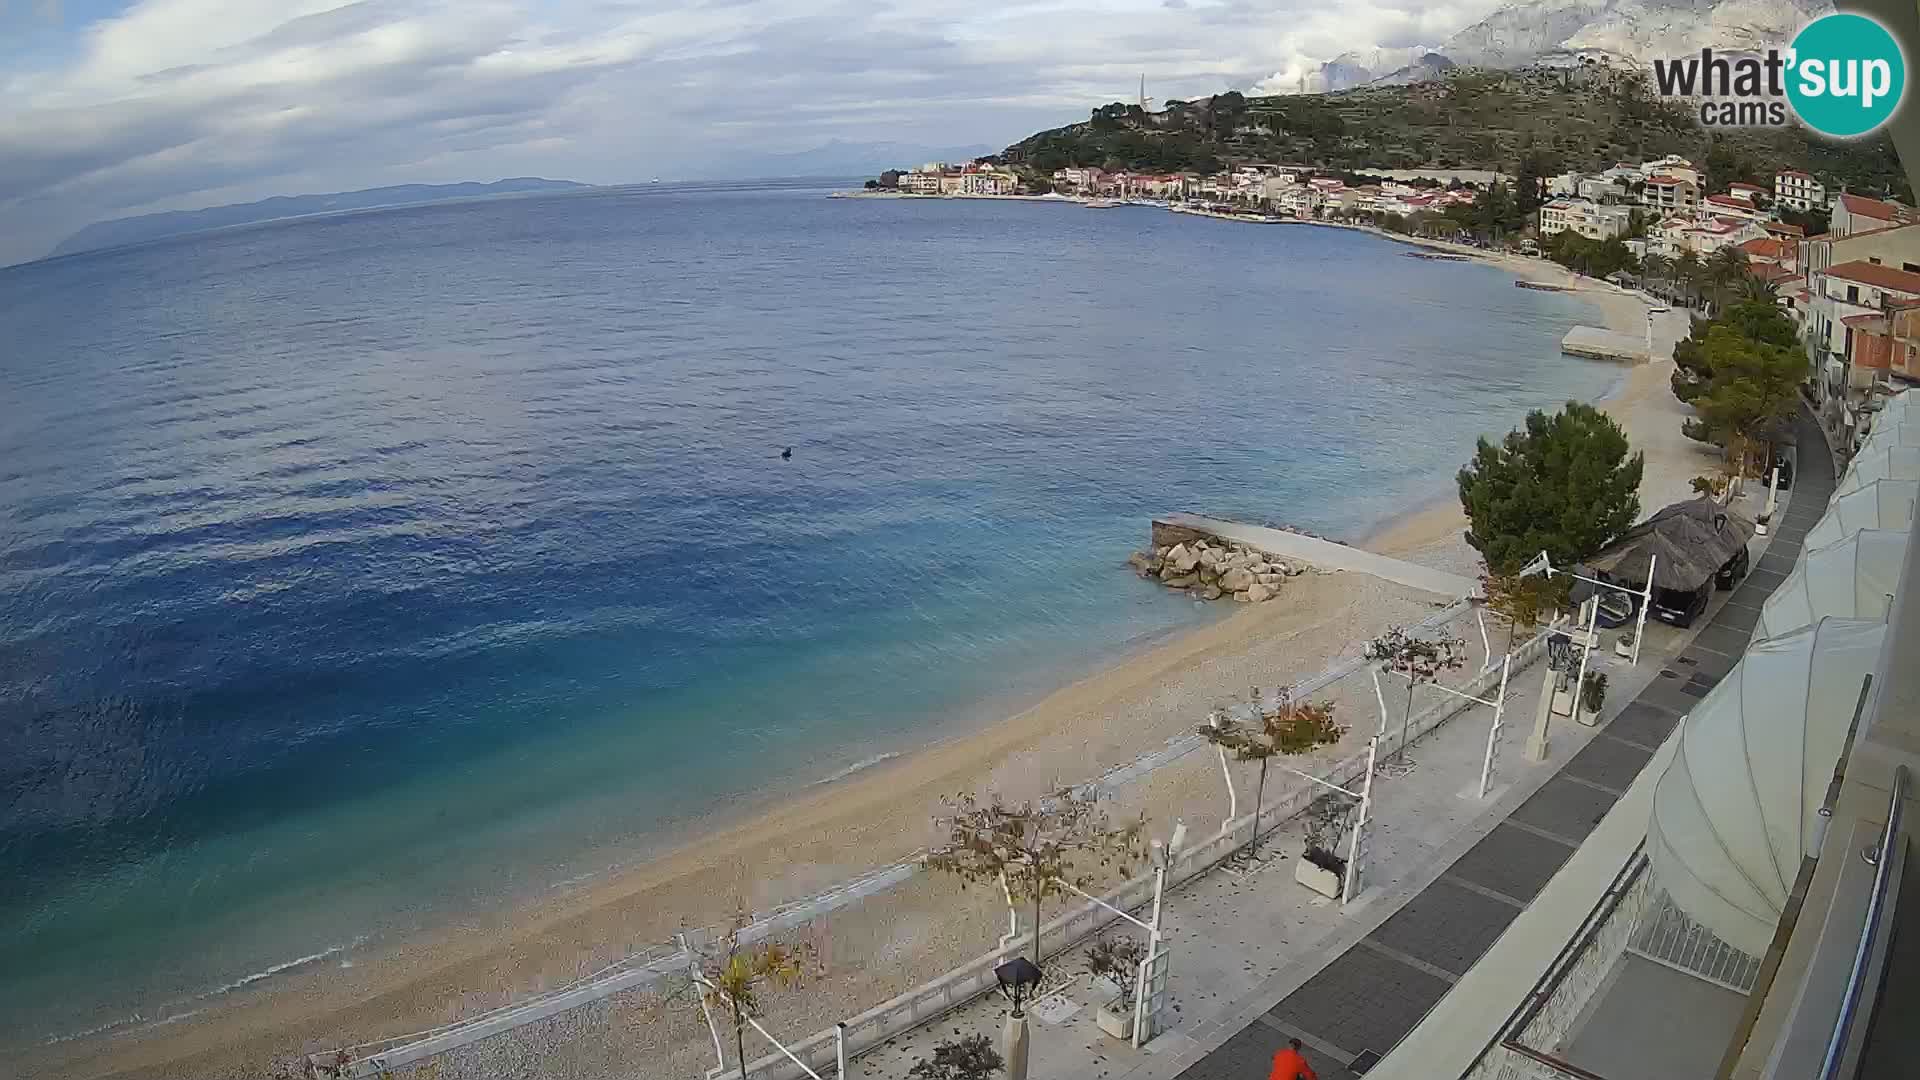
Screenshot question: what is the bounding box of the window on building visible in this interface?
[1849,285,1861,303]
[1871,257,1884,265]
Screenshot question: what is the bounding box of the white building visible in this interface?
[1775,169,1827,212]
[1579,176,1632,204]
[1831,193,1915,238]
[1050,167,1104,190]
[898,170,945,195]
[1641,174,1699,216]
[1639,154,1701,186]
[1701,193,1767,223]
[955,169,1016,196]
[1807,253,1920,406]
[1539,197,1632,240]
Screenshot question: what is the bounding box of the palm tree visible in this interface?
[1673,250,1704,309]
[1640,253,1672,301]
[1738,273,1780,305]
[1705,246,1750,314]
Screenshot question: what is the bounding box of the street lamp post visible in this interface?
[995,956,1043,1080]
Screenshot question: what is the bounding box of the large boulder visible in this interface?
[1199,584,1224,601]
[1128,551,1154,574]
[1219,567,1256,592]
[1163,573,1198,589]
[1167,544,1199,573]
[1198,547,1222,569]
[1244,582,1275,603]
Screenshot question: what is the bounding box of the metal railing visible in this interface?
[1816,763,1909,1080]
[310,594,1520,1078]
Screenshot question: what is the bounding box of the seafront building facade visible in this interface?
[1538,197,1631,240]
[1347,396,1920,1080]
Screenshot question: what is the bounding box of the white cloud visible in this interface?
[0,0,1506,263]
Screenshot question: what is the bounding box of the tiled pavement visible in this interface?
[1174,408,1838,1079]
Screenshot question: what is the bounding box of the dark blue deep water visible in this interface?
[0,181,1615,1042]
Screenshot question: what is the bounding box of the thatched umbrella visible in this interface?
[1589,497,1756,592]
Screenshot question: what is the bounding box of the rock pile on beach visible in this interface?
[1127,539,1302,602]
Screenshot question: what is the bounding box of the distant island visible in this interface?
[49,178,591,259]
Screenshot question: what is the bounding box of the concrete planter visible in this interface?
[1295,854,1344,899]
[1551,687,1576,717]
[1097,998,1134,1040]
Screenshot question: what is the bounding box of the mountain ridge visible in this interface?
[1291,0,1830,93]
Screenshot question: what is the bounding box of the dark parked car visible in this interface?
[1651,583,1712,628]
[1716,546,1751,590]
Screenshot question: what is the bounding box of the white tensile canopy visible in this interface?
[1857,419,1920,452]
[1804,479,1919,549]
[1755,529,1908,639]
[1647,618,1888,955]
[1836,445,1920,497]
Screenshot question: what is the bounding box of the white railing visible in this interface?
[314,596,1534,1079]
[736,620,1556,1080]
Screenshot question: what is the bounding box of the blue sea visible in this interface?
[0,180,1617,1045]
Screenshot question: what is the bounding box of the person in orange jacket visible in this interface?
[1268,1037,1319,1080]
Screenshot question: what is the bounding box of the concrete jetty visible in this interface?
[1562,325,1649,362]
[1152,513,1478,598]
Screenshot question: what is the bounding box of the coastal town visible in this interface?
[861,151,1919,446]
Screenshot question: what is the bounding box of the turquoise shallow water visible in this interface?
[0,181,1614,1043]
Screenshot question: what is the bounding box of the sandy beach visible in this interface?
[31,236,1714,1080]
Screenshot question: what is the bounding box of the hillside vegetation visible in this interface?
[1002,68,1909,199]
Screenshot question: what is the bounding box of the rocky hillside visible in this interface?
[1296,0,1829,91]
[1004,68,1908,199]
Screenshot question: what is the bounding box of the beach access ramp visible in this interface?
[1562,325,1649,362]
[1152,513,1478,598]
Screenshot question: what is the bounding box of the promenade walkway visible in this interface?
[1155,513,1478,599]
[1166,407,1836,1080]
[852,449,1817,1080]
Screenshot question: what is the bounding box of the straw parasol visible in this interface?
[1588,497,1756,592]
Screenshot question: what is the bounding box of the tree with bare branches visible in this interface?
[1194,688,1343,857]
[1365,626,1467,762]
[924,790,1147,967]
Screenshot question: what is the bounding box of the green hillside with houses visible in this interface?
[998,68,1909,200]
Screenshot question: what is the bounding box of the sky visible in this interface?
[0,0,1505,265]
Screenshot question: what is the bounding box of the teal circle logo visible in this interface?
[1787,13,1906,138]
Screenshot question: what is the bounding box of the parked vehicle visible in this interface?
[1594,590,1638,629]
[1715,546,1751,590]
[1651,583,1711,628]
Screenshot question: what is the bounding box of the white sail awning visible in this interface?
[1857,419,1920,454]
[1648,618,1887,955]
[1755,529,1908,639]
[1804,479,1918,549]
[1835,445,1920,497]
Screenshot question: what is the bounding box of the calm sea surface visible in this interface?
[0,181,1615,1042]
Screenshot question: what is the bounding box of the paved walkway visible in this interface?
[1168,407,1837,1080]
[1157,513,1478,599]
